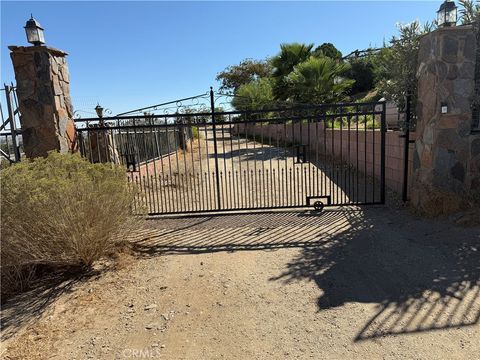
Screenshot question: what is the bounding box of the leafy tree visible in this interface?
[459,0,480,25]
[344,57,376,95]
[271,43,314,100]
[459,1,480,127]
[312,43,343,60]
[375,21,433,112]
[216,59,273,92]
[286,57,354,104]
[231,78,274,111]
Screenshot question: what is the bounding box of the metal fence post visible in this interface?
[380,101,386,204]
[5,85,21,162]
[210,87,222,210]
[402,94,412,202]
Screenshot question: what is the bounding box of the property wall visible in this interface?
[233,122,415,195]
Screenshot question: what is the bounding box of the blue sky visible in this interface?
[1,1,440,114]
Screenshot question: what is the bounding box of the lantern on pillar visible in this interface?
[24,15,45,46]
[95,104,104,118]
[437,0,458,27]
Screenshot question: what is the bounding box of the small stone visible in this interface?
[151,343,159,347]
[161,313,169,321]
[144,304,157,311]
[160,345,166,348]
[145,323,159,330]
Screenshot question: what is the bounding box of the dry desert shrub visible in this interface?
[0,152,140,294]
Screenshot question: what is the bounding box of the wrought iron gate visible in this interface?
[76,90,386,215]
[0,84,22,164]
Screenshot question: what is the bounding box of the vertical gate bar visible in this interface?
[261,121,265,207]
[372,105,376,203]
[347,114,351,203]
[155,124,167,212]
[140,122,151,211]
[210,88,222,210]
[268,122,273,208]
[315,115,320,197]
[164,125,176,212]
[173,117,186,212]
[246,116,252,208]
[402,95,411,203]
[381,101,387,204]
[220,119,227,208]
[186,119,195,212]
[187,118,196,211]
[339,106,344,204]
[202,117,212,210]
[330,114,334,205]
[322,114,331,200]
[161,173,167,213]
[308,115,312,201]
[364,113,368,203]
[355,106,359,204]
[5,85,20,162]
[299,115,303,205]
[236,121,243,209]
[284,119,288,206]
[151,121,163,213]
[252,119,258,207]
[292,117,296,206]
[276,120,280,207]
[196,122,205,211]
[228,120,236,208]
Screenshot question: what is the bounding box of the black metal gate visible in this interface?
[76,90,386,215]
[0,84,22,165]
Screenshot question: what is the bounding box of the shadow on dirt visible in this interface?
[135,207,480,341]
[270,209,480,340]
[0,267,103,342]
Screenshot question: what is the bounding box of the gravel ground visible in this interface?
[1,202,479,359]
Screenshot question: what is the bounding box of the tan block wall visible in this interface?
[233,122,415,195]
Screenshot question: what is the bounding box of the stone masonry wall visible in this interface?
[412,25,480,215]
[9,45,76,158]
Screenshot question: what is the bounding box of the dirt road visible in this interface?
[2,203,479,359]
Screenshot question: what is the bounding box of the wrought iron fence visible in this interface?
[0,84,22,166]
[76,89,387,215]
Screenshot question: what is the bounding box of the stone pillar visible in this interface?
[412,25,480,215]
[9,45,76,158]
[87,125,120,164]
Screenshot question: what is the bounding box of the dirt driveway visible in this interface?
[2,204,479,359]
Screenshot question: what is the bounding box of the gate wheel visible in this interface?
[313,201,324,212]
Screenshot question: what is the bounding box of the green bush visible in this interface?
[1,152,139,290]
[191,127,200,139]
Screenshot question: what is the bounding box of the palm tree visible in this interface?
[286,57,354,104]
[271,43,314,100]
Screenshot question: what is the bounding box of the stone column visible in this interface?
[87,125,120,164]
[412,25,480,215]
[9,45,76,158]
